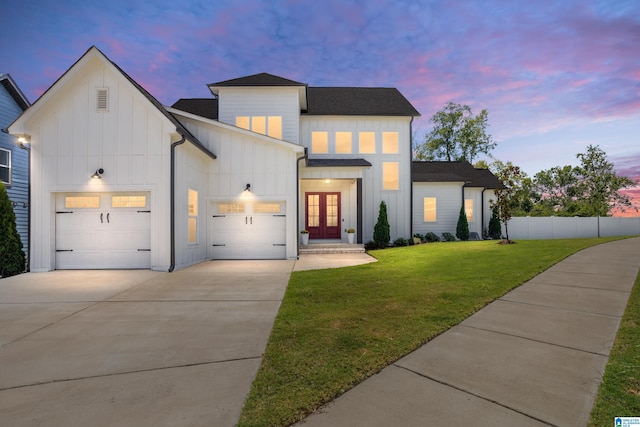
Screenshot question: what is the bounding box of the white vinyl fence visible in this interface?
[506,216,640,240]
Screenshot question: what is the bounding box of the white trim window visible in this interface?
[0,148,11,185]
[424,197,436,222]
[188,189,198,244]
[236,116,282,139]
[465,199,474,222]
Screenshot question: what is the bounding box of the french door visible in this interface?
[306,192,341,239]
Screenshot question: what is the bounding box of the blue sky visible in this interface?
[1,0,639,187]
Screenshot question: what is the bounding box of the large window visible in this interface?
[465,199,474,222]
[236,116,282,139]
[383,162,399,190]
[359,132,375,154]
[424,198,436,222]
[382,132,399,154]
[311,131,328,154]
[188,189,198,244]
[335,132,352,154]
[0,148,10,185]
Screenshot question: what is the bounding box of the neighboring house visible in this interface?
[0,74,30,258]
[8,46,500,272]
[412,161,503,239]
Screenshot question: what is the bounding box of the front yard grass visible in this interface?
[238,237,624,427]
[589,271,640,425]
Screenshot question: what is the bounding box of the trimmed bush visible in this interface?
[393,237,409,247]
[442,232,456,242]
[456,206,470,241]
[488,206,501,239]
[0,182,26,277]
[424,232,440,242]
[373,201,390,249]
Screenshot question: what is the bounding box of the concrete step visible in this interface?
[299,243,366,254]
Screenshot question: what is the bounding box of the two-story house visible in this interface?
[1,74,30,258]
[8,46,499,272]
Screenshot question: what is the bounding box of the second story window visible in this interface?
[0,148,11,185]
[236,116,282,139]
[382,132,399,154]
[335,132,352,154]
[311,131,328,154]
[359,132,375,154]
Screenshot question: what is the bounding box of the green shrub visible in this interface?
[413,233,424,241]
[0,182,26,277]
[373,201,390,248]
[488,206,501,239]
[424,232,440,242]
[393,237,409,247]
[442,232,456,242]
[456,206,470,241]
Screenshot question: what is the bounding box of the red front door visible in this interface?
[306,192,341,239]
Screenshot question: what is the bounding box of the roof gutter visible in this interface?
[409,117,414,239]
[16,139,30,272]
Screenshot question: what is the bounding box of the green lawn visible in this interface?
[589,271,640,425]
[238,237,625,427]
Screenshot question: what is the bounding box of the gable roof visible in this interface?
[173,85,420,119]
[0,74,30,111]
[171,98,218,120]
[412,161,503,189]
[305,87,420,117]
[8,46,214,159]
[209,72,306,87]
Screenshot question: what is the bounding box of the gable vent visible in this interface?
[96,88,109,112]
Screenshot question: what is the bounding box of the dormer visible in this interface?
[208,73,307,145]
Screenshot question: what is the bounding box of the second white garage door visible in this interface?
[55,193,151,269]
[208,201,286,260]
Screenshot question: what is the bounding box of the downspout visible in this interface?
[481,188,486,239]
[17,139,30,272]
[296,147,308,259]
[409,117,414,239]
[168,133,186,272]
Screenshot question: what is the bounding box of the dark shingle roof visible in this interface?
[0,74,30,110]
[412,161,503,189]
[305,87,420,116]
[171,98,219,120]
[307,158,372,167]
[209,73,306,87]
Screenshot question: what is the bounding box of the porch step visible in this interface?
[299,243,366,254]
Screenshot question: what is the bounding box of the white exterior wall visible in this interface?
[217,87,301,144]
[173,142,210,269]
[15,55,175,271]
[300,116,412,242]
[413,182,464,237]
[175,113,303,259]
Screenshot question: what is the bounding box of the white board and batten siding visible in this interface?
[16,54,176,271]
[413,182,464,237]
[174,112,303,260]
[216,87,302,144]
[300,116,413,242]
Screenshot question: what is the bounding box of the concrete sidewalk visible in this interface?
[297,238,640,427]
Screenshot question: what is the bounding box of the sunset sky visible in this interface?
[1,0,638,212]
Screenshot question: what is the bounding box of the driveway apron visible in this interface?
[0,261,294,427]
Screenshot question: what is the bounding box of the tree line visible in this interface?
[415,102,638,223]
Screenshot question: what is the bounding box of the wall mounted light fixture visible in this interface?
[91,168,104,179]
[244,183,251,192]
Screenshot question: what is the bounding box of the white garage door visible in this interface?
[55,193,151,269]
[208,201,286,260]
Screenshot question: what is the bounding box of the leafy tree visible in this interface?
[491,160,537,216]
[415,102,496,163]
[492,163,522,242]
[532,145,636,216]
[373,201,390,248]
[456,205,469,241]
[0,182,26,277]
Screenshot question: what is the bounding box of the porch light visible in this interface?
[325,179,331,184]
[91,168,104,179]
[245,183,251,192]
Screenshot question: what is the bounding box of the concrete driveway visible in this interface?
[0,260,295,427]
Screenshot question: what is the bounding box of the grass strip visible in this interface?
[589,271,640,425]
[239,238,623,427]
